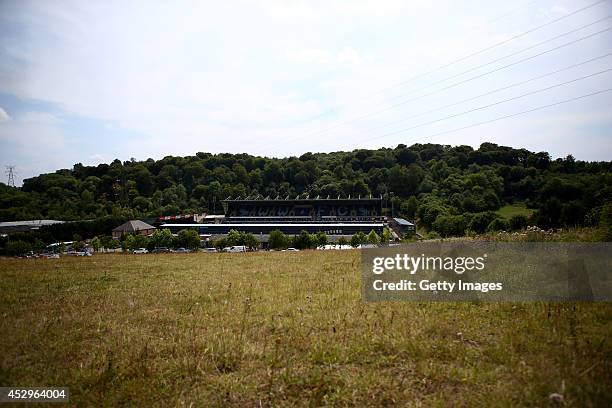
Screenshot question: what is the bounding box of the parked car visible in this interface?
[152,247,170,253]
[133,248,148,254]
[286,247,300,251]
[203,247,218,253]
[223,245,247,253]
[173,247,190,253]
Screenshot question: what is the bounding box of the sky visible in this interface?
[0,0,611,185]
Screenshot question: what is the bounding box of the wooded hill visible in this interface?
[2,142,611,236]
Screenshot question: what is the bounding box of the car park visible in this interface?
[133,248,148,254]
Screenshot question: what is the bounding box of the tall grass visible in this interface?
[0,251,610,406]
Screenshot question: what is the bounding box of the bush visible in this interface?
[269,230,289,249]
[425,231,440,239]
[313,231,328,247]
[468,211,500,234]
[6,240,32,256]
[242,233,259,250]
[176,229,201,250]
[381,228,392,244]
[91,236,101,251]
[487,218,510,232]
[366,230,381,245]
[72,241,86,251]
[598,202,612,241]
[337,236,349,246]
[432,215,467,237]
[150,228,174,248]
[350,232,366,247]
[224,229,259,249]
[292,230,315,250]
[508,214,528,231]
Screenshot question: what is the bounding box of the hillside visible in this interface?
[1,142,611,236]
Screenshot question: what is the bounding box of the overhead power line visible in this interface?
[363,53,612,134]
[386,15,611,102]
[288,0,610,133]
[253,23,612,153]
[296,0,542,124]
[364,68,612,143]
[384,88,612,147]
[301,19,611,139]
[375,0,610,96]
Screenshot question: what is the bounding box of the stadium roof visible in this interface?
[222,195,382,202]
[112,220,156,232]
[393,218,415,227]
[0,219,64,228]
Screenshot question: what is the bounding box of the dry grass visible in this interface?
[0,251,610,407]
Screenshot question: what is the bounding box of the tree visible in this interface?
[314,231,328,247]
[91,236,101,252]
[6,241,32,256]
[350,232,366,247]
[177,229,201,250]
[269,230,289,249]
[226,229,242,246]
[401,196,418,219]
[1,142,609,240]
[123,235,136,251]
[337,236,349,246]
[150,228,174,248]
[366,230,381,245]
[72,240,85,251]
[468,212,499,234]
[242,233,259,250]
[292,230,314,250]
[381,228,392,244]
[133,234,149,249]
[100,236,119,249]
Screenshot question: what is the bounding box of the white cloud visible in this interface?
[0,107,10,122]
[337,47,362,66]
[551,5,569,15]
[0,0,610,182]
[0,111,67,184]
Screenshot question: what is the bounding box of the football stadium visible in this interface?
[156,196,415,244]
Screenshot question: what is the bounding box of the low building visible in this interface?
[0,219,64,235]
[112,220,156,239]
[391,217,416,237]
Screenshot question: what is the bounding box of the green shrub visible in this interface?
[487,218,510,232]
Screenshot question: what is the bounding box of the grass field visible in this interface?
[1,251,610,407]
[496,204,535,220]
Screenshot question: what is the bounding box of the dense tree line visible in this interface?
[1,143,610,237]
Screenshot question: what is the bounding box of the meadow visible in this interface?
[495,204,535,221]
[0,251,610,407]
